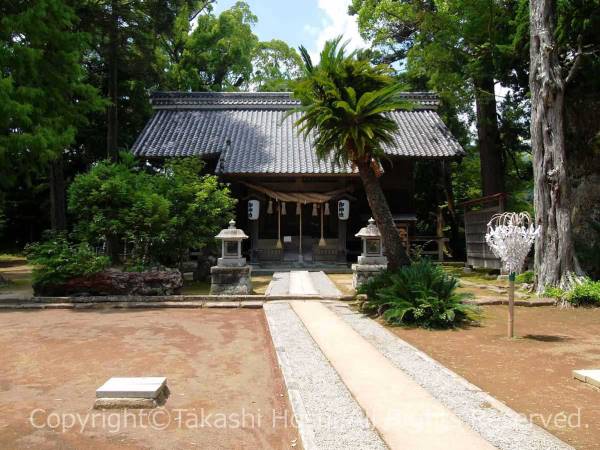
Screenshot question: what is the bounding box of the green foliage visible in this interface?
[0,0,104,188]
[359,260,478,328]
[25,234,109,287]
[350,0,532,205]
[165,1,259,91]
[356,269,393,303]
[516,270,534,284]
[292,36,411,165]
[567,280,600,307]
[68,156,235,266]
[543,286,566,299]
[251,39,303,91]
[150,158,237,265]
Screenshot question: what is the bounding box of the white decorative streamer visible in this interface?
[485,212,539,275]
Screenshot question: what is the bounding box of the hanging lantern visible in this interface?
[267,199,273,214]
[312,203,318,216]
[324,202,330,216]
[281,201,286,215]
[296,202,301,215]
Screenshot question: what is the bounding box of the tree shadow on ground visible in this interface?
[522,334,572,342]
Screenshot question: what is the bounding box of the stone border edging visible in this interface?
[465,298,556,306]
[0,295,355,310]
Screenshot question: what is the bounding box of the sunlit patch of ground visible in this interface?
[390,305,600,450]
[0,308,300,449]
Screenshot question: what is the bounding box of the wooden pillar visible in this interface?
[319,203,326,247]
[337,210,347,262]
[436,206,444,262]
[250,218,259,261]
[298,204,303,262]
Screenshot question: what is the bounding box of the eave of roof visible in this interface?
[131,91,465,175]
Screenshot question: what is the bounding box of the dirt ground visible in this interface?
[0,309,299,450]
[0,257,33,296]
[390,305,600,449]
[327,273,354,296]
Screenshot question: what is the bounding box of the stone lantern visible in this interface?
[352,218,388,288]
[210,220,251,294]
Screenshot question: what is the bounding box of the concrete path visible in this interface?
[265,272,290,296]
[291,301,493,450]
[266,271,342,297]
[265,300,571,450]
[265,302,386,450]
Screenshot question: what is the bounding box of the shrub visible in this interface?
[516,270,534,284]
[68,155,236,266]
[357,270,393,304]
[358,260,478,329]
[543,286,565,299]
[25,234,110,287]
[567,280,600,306]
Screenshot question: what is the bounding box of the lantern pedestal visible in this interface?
[352,263,388,289]
[210,220,252,295]
[352,218,388,289]
[210,265,252,295]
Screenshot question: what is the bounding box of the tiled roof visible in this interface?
[132,91,464,174]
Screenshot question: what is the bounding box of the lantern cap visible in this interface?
[355,218,381,238]
[215,220,248,240]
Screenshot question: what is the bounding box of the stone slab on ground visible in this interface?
[291,301,493,450]
[264,302,386,450]
[329,303,572,450]
[266,271,342,297]
[308,271,342,297]
[96,377,167,399]
[265,272,290,296]
[289,271,318,296]
[573,369,600,388]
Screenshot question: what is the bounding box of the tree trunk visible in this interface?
[106,0,119,160]
[474,75,505,196]
[440,161,460,259]
[105,234,120,265]
[356,160,410,270]
[49,155,67,231]
[530,0,578,291]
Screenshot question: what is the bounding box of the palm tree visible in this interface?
[292,36,410,269]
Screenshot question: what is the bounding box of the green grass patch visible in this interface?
[180,280,211,295]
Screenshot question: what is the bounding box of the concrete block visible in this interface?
[573,369,600,388]
[352,263,387,289]
[96,377,167,399]
[210,265,252,295]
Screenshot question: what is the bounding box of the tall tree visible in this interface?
[350,0,519,196]
[251,39,303,91]
[76,0,205,161]
[293,37,411,269]
[165,1,259,91]
[529,0,597,289]
[0,0,103,229]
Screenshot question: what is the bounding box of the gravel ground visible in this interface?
[264,302,387,450]
[329,304,572,450]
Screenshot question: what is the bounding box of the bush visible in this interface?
[25,234,110,288]
[68,155,236,266]
[516,270,534,284]
[567,280,600,306]
[358,260,478,329]
[543,286,565,299]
